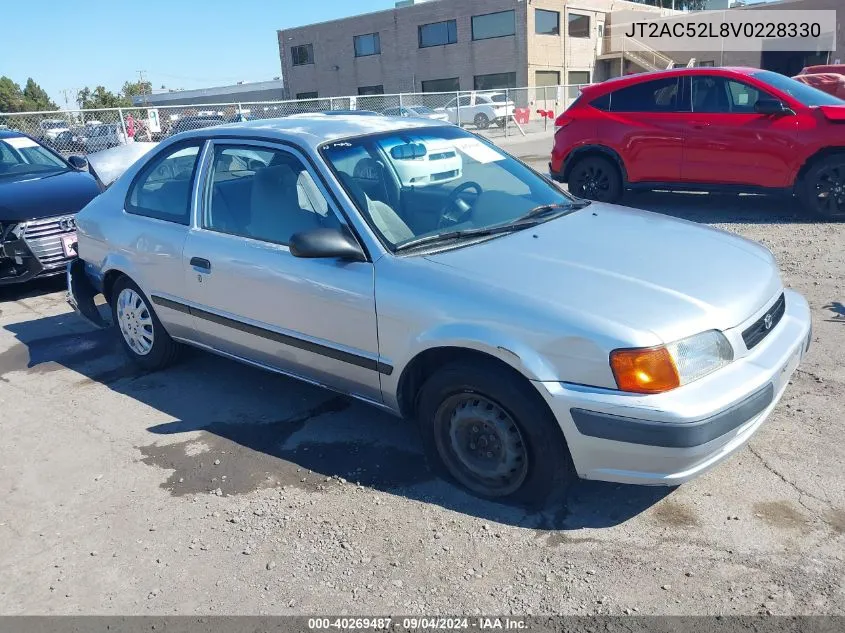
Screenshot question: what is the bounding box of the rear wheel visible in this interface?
[800,154,845,219]
[417,360,575,506]
[568,155,623,203]
[473,113,490,130]
[111,276,180,371]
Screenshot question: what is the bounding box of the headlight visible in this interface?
[610,330,734,394]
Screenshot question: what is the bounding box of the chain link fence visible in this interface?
[0,84,587,159]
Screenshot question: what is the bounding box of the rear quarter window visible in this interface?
[588,93,609,111]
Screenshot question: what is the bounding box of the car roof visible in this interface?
[582,66,763,95]
[0,129,24,139]
[172,114,446,148]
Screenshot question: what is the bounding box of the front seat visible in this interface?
[249,164,322,244]
[338,172,414,244]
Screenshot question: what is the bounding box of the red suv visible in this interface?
[550,67,845,218]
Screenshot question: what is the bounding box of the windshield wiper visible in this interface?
[516,200,591,222]
[395,224,523,252]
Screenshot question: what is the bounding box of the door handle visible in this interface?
[690,121,711,129]
[190,257,211,272]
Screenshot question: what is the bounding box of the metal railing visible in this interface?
[603,35,676,71]
[0,84,591,159]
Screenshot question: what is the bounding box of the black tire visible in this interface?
[473,113,490,130]
[568,155,623,203]
[417,360,575,506]
[110,276,180,371]
[799,154,845,220]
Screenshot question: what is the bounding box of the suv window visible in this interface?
[126,143,201,225]
[609,77,681,112]
[204,145,337,245]
[727,79,769,113]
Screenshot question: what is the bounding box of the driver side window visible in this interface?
[203,144,339,245]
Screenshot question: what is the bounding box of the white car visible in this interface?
[437,93,514,129]
[39,119,70,141]
[377,137,462,187]
[382,105,450,123]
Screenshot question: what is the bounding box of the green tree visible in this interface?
[76,85,130,109]
[0,76,27,112]
[22,78,58,111]
[121,79,152,101]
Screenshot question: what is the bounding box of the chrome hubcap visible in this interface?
[116,288,154,356]
[437,394,528,497]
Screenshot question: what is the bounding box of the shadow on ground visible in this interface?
[2,308,671,531]
[618,191,809,225]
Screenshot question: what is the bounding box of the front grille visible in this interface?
[23,215,75,270]
[742,293,786,350]
[431,169,459,182]
[429,151,457,161]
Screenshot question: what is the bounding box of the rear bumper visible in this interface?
[536,289,812,485]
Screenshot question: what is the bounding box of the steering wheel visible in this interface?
[438,181,483,228]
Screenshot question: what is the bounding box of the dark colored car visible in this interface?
[169,115,227,136]
[0,130,101,285]
[550,67,845,218]
[51,129,87,153]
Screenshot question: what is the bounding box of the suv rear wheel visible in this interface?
[417,360,575,506]
[568,155,623,203]
[473,113,490,130]
[800,154,845,219]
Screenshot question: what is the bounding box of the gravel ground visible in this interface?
[0,143,843,616]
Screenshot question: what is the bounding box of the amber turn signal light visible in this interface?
[609,346,681,394]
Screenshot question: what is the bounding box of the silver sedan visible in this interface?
[67,115,812,505]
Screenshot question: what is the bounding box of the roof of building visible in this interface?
[132,80,284,106]
[175,114,445,148]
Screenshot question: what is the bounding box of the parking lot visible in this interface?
[0,136,843,616]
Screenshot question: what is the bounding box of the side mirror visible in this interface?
[289,227,366,262]
[754,98,793,116]
[67,155,88,171]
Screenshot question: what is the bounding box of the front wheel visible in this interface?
[111,276,180,371]
[800,154,845,219]
[417,361,575,506]
[568,155,623,203]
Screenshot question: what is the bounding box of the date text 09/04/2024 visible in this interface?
[307,617,527,630]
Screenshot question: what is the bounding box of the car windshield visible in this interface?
[321,126,579,252]
[754,70,844,106]
[0,136,67,178]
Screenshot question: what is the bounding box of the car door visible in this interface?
[181,140,383,402]
[121,140,205,341]
[680,75,800,187]
[605,76,687,182]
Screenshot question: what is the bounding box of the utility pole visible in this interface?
[136,70,149,105]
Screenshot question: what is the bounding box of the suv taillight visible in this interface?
[554,114,572,133]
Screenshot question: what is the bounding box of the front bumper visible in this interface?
[536,288,812,486]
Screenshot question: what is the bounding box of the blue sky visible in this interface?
[3,0,395,109]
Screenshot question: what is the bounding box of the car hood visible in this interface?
[0,170,101,222]
[424,204,782,344]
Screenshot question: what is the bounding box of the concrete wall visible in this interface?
[278,0,528,98]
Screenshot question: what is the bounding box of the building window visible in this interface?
[472,10,515,41]
[567,13,590,38]
[291,44,314,66]
[474,72,517,91]
[535,70,560,87]
[358,85,384,95]
[419,20,457,48]
[699,60,716,67]
[421,77,460,93]
[354,33,381,57]
[296,91,318,99]
[567,71,590,98]
[535,9,560,35]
